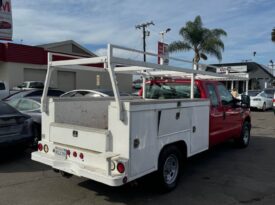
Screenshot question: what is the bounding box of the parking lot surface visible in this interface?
[0,111,274,205]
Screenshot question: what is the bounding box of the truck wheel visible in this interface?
[235,121,250,148]
[262,102,266,112]
[157,146,182,191]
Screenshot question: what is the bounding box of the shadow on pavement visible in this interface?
[0,147,50,173]
[78,135,275,205]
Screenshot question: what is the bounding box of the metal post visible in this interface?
[135,21,154,62]
[246,80,249,93]
[190,63,197,99]
[142,75,146,99]
[41,53,53,114]
[142,26,146,62]
[107,44,124,121]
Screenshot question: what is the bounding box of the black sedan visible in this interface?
[7,97,42,145]
[0,101,33,147]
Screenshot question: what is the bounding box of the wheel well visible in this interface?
[158,141,188,165]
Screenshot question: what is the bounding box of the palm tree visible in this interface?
[169,16,227,66]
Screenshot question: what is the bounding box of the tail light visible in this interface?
[73,151,77,158]
[38,143,43,151]
[117,162,125,173]
[79,153,84,159]
[43,144,49,153]
[66,150,71,156]
[273,99,275,103]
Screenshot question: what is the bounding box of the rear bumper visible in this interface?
[32,151,126,186]
[250,101,263,109]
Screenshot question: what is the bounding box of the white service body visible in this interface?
[32,97,210,186]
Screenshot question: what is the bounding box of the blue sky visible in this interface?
[10,0,275,66]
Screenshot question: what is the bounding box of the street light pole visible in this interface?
[159,28,171,43]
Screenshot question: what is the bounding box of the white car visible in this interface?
[13,81,44,91]
[60,89,130,98]
[250,91,273,111]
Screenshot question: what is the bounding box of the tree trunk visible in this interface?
[193,51,200,70]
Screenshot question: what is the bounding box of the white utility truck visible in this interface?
[32,44,250,191]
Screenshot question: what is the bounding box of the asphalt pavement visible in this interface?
[0,111,274,205]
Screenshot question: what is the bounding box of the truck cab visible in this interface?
[142,79,251,147]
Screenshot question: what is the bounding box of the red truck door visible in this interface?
[216,84,243,138]
[205,83,226,146]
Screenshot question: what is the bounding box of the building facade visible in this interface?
[0,40,132,92]
[208,62,275,93]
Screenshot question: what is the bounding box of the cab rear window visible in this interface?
[145,83,201,99]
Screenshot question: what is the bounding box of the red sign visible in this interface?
[0,0,12,41]
[157,41,169,65]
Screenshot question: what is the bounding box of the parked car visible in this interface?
[273,92,275,114]
[13,81,44,91]
[264,88,275,98]
[0,81,9,100]
[0,101,33,147]
[7,97,42,145]
[60,89,130,98]
[3,89,64,101]
[249,91,273,111]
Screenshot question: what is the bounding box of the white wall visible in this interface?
[0,62,132,92]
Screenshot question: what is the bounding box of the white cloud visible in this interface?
[10,0,275,66]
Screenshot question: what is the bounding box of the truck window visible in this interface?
[145,83,201,99]
[0,82,5,90]
[217,84,233,105]
[206,84,219,106]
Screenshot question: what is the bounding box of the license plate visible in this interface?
[54,147,67,160]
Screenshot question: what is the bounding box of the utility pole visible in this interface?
[135,21,154,62]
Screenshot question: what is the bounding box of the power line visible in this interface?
[135,21,154,62]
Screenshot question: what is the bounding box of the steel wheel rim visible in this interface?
[243,126,250,144]
[163,154,179,185]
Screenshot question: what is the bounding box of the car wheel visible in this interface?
[157,145,182,191]
[262,102,266,112]
[235,121,251,148]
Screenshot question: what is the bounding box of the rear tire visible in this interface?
[235,121,251,148]
[157,146,182,192]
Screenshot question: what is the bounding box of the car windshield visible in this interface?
[247,91,260,97]
[19,82,27,88]
[145,82,201,99]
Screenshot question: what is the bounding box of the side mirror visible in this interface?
[241,95,250,108]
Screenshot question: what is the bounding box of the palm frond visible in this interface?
[168,41,192,53]
[171,15,226,62]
